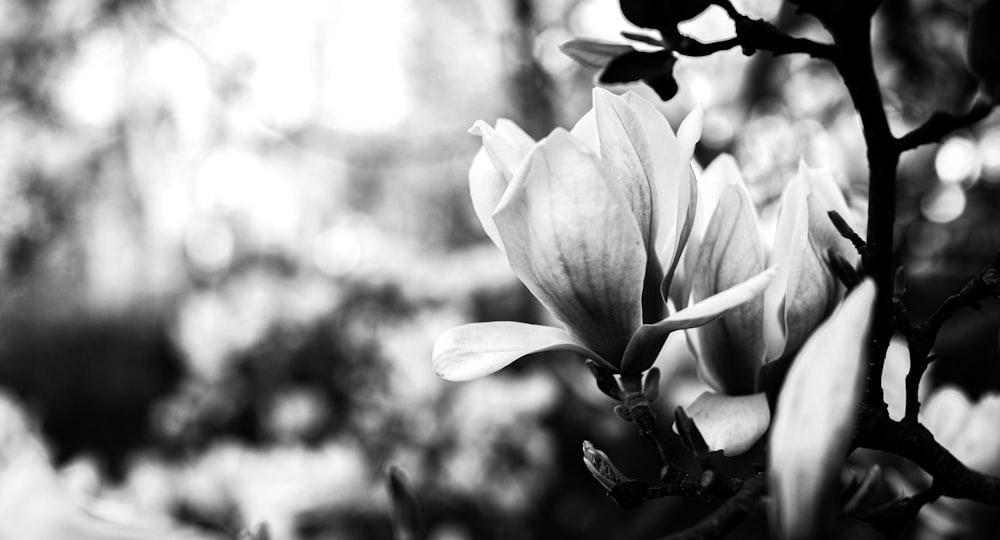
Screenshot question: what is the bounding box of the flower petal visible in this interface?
[801,161,859,264]
[592,88,657,248]
[433,322,603,381]
[768,279,875,540]
[687,183,767,394]
[680,391,770,456]
[763,172,811,360]
[469,149,509,251]
[672,154,742,308]
[468,120,535,251]
[659,106,702,293]
[592,89,667,323]
[492,129,646,363]
[621,266,776,374]
[469,119,534,181]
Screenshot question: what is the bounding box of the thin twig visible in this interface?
[896,100,996,152]
[657,474,767,540]
[858,408,1000,506]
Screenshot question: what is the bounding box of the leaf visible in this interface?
[600,50,676,85]
[559,39,636,70]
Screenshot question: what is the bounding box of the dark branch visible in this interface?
[657,474,767,540]
[670,0,835,60]
[901,256,1000,420]
[896,100,995,152]
[858,409,1000,506]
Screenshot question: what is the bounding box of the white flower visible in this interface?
[434,89,775,381]
[676,157,860,456]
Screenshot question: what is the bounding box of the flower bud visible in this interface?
[582,440,627,492]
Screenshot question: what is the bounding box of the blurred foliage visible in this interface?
[0,0,996,539]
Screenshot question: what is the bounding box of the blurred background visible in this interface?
[0,0,997,538]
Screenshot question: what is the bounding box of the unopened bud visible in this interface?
[582,440,627,492]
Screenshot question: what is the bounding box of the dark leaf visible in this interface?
[560,39,636,70]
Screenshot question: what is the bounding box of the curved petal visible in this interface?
[621,266,776,374]
[687,184,767,394]
[659,105,702,295]
[673,154,742,308]
[468,119,536,252]
[469,119,533,181]
[433,322,603,381]
[676,105,703,170]
[801,161,860,265]
[769,279,875,540]
[493,128,646,363]
[469,148,509,251]
[619,91,683,254]
[593,88,657,249]
[593,89,667,323]
[680,391,770,456]
[763,172,811,360]
[570,109,599,154]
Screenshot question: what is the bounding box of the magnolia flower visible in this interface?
[433,89,775,381]
[676,156,860,455]
[768,279,876,540]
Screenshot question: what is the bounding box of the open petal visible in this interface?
[687,184,767,394]
[680,391,770,456]
[493,129,646,363]
[433,321,604,381]
[621,266,776,374]
[769,279,875,540]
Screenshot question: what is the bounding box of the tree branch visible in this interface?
[896,100,996,153]
[858,408,1000,505]
[671,0,835,60]
[827,17,900,408]
[656,473,767,540]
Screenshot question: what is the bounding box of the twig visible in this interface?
[901,255,1000,421]
[657,474,767,540]
[858,408,1000,506]
[669,0,835,60]
[896,100,996,152]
